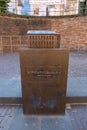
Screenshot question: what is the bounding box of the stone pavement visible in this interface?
[0,51,87,130]
[0,104,87,130]
[0,105,18,130]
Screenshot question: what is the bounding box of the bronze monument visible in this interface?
[20,48,69,115]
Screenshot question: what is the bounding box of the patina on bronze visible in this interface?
[20,48,69,115]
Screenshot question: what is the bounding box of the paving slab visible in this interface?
[9,106,73,130]
[0,105,18,130]
[67,105,87,130]
[0,104,87,130]
[0,77,22,97]
[67,77,87,96]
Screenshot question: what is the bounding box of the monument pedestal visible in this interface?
[20,48,69,115]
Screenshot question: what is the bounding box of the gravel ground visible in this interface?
[0,51,87,78]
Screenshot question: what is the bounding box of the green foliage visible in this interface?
[0,0,10,13]
[79,0,87,15]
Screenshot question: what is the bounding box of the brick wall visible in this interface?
[0,15,87,53]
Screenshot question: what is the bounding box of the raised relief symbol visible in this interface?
[32,92,64,109]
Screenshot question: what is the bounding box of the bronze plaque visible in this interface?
[27,34,60,48]
[20,49,69,115]
[27,30,60,48]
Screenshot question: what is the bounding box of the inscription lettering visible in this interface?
[27,70,62,77]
